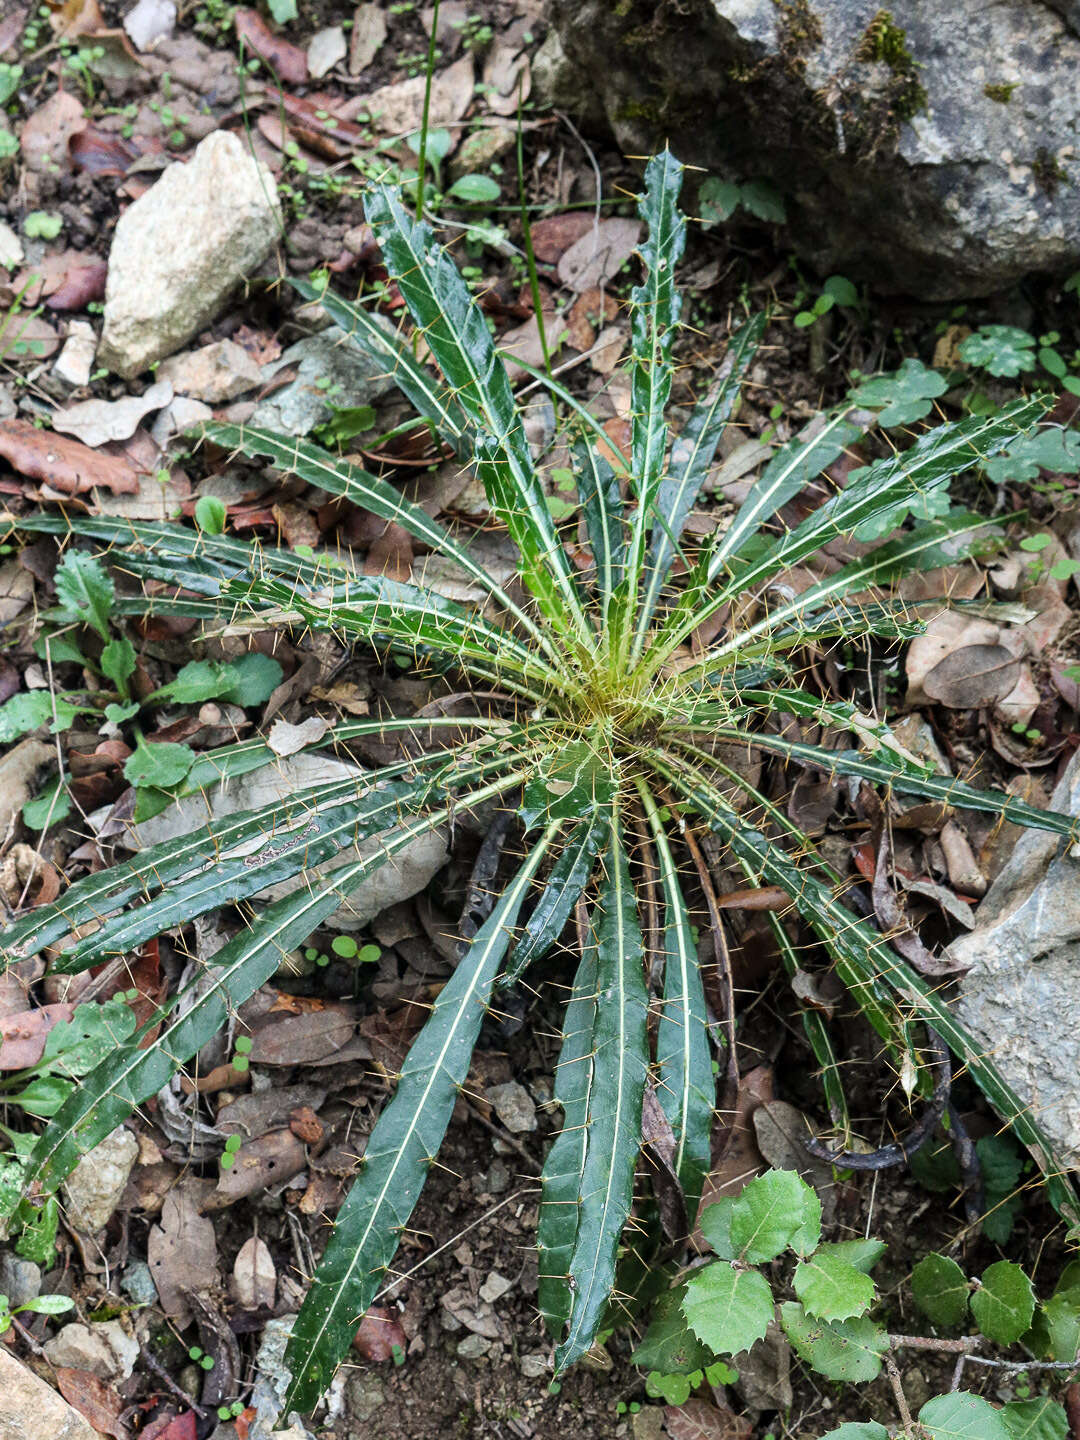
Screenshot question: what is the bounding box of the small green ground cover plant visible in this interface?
[2,153,1079,1415]
[640,1168,1077,1440]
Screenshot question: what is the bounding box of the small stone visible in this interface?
[486,1080,536,1133]
[449,126,515,181]
[150,394,213,448]
[250,325,395,437]
[479,1158,510,1194]
[456,1334,491,1360]
[0,221,24,269]
[124,0,176,50]
[478,1270,513,1304]
[158,339,262,402]
[99,130,281,378]
[0,1254,41,1307]
[120,1260,158,1305]
[346,1374,386,1424]
[307,25,347,78]
[43,1323,114,1379]
[53,321,97,388]
[520,1351,548,1379]
[0,1348,102,1440]
[62,1125,139,1233]
[631,1408,666,1440]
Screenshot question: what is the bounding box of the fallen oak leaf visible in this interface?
[54,1367,129,1440]
[234,8,308,84]
[0,420,141,494]
[352,1305,407,1362]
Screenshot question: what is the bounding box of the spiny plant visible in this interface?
[2,153,1080,1414]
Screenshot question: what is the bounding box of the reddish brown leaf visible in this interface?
[0,1003,75,1069]
[249,1004,356,1064]
[714,886,789,911]
[288,1105,324,1144]
[69,124,140,175]
[20,89,86,174]
[49,0,106,38]
[352,1305,407,1362]
[0,420,140,495]
[529,211,595,263]
[234,8,308,84]
[47,255,107,311]
[54,1368,129,1440]
[140,1411,198,1440]
[204,1128,307,1209]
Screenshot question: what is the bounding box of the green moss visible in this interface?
[615,97,665,126]
[983,82,1017,103]
[1033,147,1068,196]
[859,9,913,68]
[775,0,823,55]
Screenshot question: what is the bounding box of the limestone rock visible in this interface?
[158,339,262,402]
[952,751,1080,1166]
[43,1320,139,1380]
[53,321,97,389]
[550,0,1080,297]
[61,1125,139,1233]
[0,1349,103,1440]
[99,130,281,377]
[130,752,449,930]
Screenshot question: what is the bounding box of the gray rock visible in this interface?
[129,752,448,931]
[952,751,1080,1165]
[53,321,97,389]
[121,1260,158,1306]
[43,1320,139,1380]
[158,339,262,402]
[347,1374,386,1424]
[456,1333,492,1360]
[0,1255,41,1307]
[62,1126,139,1233]
[99,130,281,377]
[249,326,395,437]
[486,1080,536,1134]
[0,1348,102,1440]
[550,0,1080,297]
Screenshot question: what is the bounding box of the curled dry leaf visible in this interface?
[0,843,62,909]
[249,1003,357,1064]
[52,380,173,447]
[233,8,308,84]
[267,715,332,757]
[0,419,141,494]
[923,643,1022,709]
[0,738,52,842]
[147,1180,218,1327]
[47,255,108,312]
[352,1305,407,1362]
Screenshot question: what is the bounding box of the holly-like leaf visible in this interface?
[820,1239,886,1274]
[53,550,114,640]
[971,1261,1036,1345]
[123,739,196,790]
[912,1253,970,1328]
[1024,1294,1080,1362]
[682,1262,774,1357]
[919,1393,1011,1440]
[849,357,948,427]
[779,1303,887,1382]
[699,1198,738,1260]
[958,325,1037,378]
[632,1284,714,1375]
[1001,1399,1069,1440]
[792,1251,875,1321]
[729,1168,821,1262]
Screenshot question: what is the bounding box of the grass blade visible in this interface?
[555,802,649,1370]
[637,779,713,1218]
[538,938,598,1336]
[282,822,558,1412]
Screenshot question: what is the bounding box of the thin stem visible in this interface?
[885,1351,915,1440]
[415,0,441,221]
[517,78,551,377]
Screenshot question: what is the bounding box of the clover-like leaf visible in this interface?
[971,1260,1036,1345]
[849,357,947,426]
[920,1393,1011,1440]
[793,1249,875,1320]
[682,1262,774,1357]
[779,1303,887,1382]
[912,1253,970,1328]
[729,1168,821,1262]
[958,325,1037,378]
[982,426,1080,485]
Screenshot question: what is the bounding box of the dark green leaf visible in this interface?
[631,1284,713,1374]
[682,1263,774,1356]
[793,1252,875,1321]
[504,812,605,986]
[779,1303,887,1382]
[1001,1400,1069,1440]
[729,1169,821,1262]
[911,1253,970,1328]
[123,740,195,790]
[100,637,135,690]
[920,1393,1011,1440]
[971,1261,1035,1345]
[53,550,113,639]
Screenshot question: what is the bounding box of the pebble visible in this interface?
[478,1270,513,1304]
[0,1254,41,1307]
[520,1352,548,1379]
[0,221,24,269]
[120,1260,158,1305]
[486,1080,537,1133]
[62,1126,139,1233]
[43,1320,139,1380]
[158,339,262,403]
[53,321,97,388]
[456,1334,491,1360]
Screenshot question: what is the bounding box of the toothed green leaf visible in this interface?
[682,1262,774,1357]
[780,1303,888,1382]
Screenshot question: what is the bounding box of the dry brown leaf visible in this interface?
[230,1235,276,1310]
[53,380,172,447]
[0,1002,76,1070]
[352,1305,407,1362]
[664,1398,751,1440]
[49,0,106,38]
[233,7,308,83]
[204,1128,307,1209]
[54,1368,129,1440]
[557,218,642,292]
[0,738,53,843]
[147,1180,217,1326]
[20,89,86,174]
[0,419,141,494]
[250,1004,356,1064]
[923,643,1022,709]
[531,212,595,263]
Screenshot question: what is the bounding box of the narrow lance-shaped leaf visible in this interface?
[363,185,590,644]
[637,779,713,1218]
[282,823,559,1414]
[620,150,685,664]
[635,312,764,644]
[10,775,523,1209]
[555,802,650,1370]
[538,939,599,1337]
[0,720,517,967]
[654,750,1080,1222]
[501,810,606,988]
[574,437,625,627]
